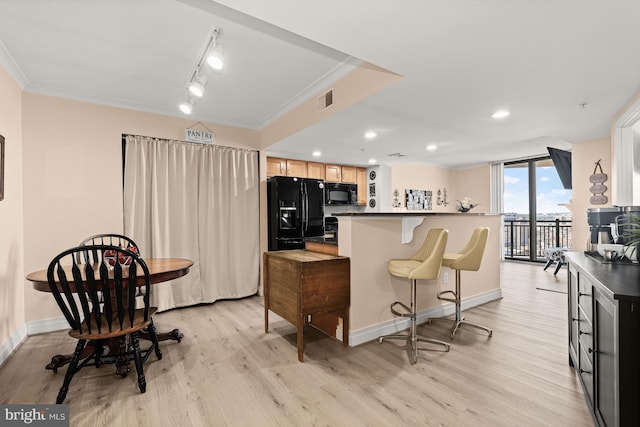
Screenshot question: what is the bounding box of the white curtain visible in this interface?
[490,162,504,214]
[490,161,505,260]
[123,135,259,311]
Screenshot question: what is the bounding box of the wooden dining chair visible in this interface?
[78,233,139,262]
[47,245,161,404]
[78,233,144,303]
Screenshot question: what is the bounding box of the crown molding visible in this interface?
[0,40,28,89]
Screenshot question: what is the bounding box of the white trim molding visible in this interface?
[0,317,68,367]
[0,324,27,368]
[349,288,503,347]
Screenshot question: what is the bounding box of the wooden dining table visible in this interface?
[26,257,193,373]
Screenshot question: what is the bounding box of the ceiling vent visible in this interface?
[388,152,407,158]
[318,88,334,111]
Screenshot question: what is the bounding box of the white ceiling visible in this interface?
[1,0,639,169]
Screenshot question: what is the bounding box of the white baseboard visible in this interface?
[0,317,68,368]
[26,316,69,336]
[349,288,503,347]
[0,324,27,368]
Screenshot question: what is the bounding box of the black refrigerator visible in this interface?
[267,176,325,251]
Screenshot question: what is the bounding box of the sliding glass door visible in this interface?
[503,157,572,261]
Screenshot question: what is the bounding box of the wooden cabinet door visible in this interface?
[341,166,356,183]
[286,159,307,177]
[594,288,616,427]
[356,167,367,205]
[266,157,287,177]
[325,164,342,182]
[568,264,579,366]
[307,162,325,180]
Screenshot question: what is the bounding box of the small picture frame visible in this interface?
[0,134,4,201]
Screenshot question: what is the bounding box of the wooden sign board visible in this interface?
[185,129,214,144]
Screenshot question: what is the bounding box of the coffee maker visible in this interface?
[586,207,621,251]
[586,206,640,251]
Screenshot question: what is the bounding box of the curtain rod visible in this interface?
[121,133,258,153]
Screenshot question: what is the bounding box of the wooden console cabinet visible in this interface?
[566,252,640,426]
[263,250,350,362]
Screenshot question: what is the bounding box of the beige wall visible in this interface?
[0,65,25,346]
[453,165,491,213]
[21,92,260,322]
[570,137,611,251]
[391,163,490,213]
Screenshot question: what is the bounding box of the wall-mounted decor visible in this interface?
[436,188,449,206]
[184,122,215,144]
[589,159,608,205]
[392,189,401,208]
[405,189,432,210]
[0,134,4,201]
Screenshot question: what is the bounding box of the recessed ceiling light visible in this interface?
[426,144,438,151]
[312,150,322,157]
[364,131,377,140]
[491,110,510,119]
[368,158,377,164]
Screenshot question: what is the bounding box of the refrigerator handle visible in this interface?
[302,183,308,231]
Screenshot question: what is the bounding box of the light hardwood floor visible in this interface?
[1,262,594,426]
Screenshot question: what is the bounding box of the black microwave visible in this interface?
[325,183,358,205]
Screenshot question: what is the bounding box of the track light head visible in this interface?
[188,75,208,98]
[179,100,193,115]
[206,45,224,71]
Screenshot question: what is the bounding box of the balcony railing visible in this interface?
[504,219,572,262]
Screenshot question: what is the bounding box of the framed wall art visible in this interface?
[405,189,433,210]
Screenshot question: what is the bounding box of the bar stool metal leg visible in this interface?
[379,279,450,364]
[431,270,493,339]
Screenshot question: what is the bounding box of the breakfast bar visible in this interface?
[334,212,503,346]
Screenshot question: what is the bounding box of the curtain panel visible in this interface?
[123,135,259,311]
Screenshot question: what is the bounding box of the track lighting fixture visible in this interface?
[207,46,224,71]
[179,99,194,115]
[206,27,224,71]
[178,27,225,115]
[188,75,208,98]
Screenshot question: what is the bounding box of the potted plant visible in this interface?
[621,213,640,262]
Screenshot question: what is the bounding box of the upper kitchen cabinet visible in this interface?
[325,164,342,182]
[266,157,287,177]
[356,167,367,205]
[286,159,308,177]
[341,166,357,184]
[266,157,308,178]
[307,162,325,180]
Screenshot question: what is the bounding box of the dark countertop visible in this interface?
[565,251,640,301]
[332,211,502,216]
[304,237,338,246]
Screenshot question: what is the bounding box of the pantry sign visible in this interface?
[184,128,215,144]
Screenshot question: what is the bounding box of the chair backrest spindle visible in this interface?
[47,245,151,336]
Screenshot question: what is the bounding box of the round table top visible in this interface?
[26,258,194,292]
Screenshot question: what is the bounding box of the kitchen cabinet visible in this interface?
[566,252,640,427]
[286,159,307,177]
[266,157,287,177]
[356,167,367,205]
[325,164,342,182]
[307,161,325,180]
[266,157,308,178]
[341,166,356,184]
